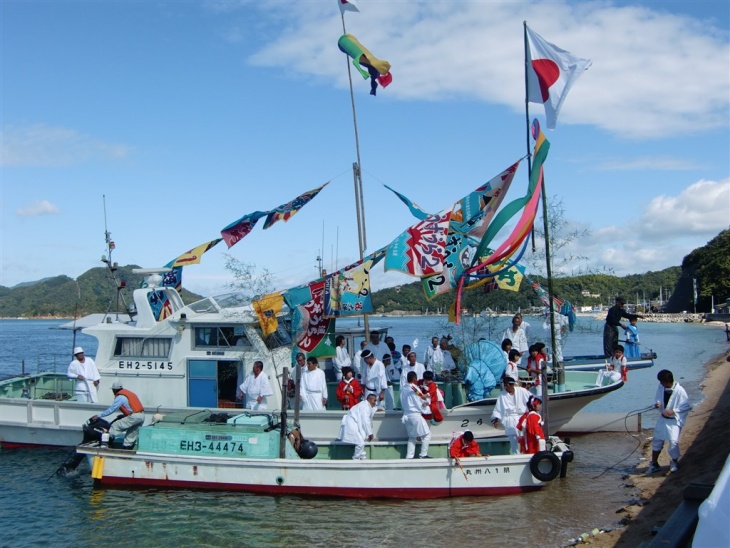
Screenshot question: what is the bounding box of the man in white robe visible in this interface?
[338,393,378,459]
[490,377,532,454]
[502,314,529,361]
[399,351,425,387]
[424,337,443,372]
[364,332,390,362]
[382,353,400,411]
[333,335,352,382]
[360,350,388,410]
[67,346,101,403]
[400,371,431,459]
[237,360,274,410]
[301,357,328,411]
[647,369,690,475]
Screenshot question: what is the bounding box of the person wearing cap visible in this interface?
[603,296,643,358]
[92,382,145,449]
[382,353,400,410]
[337,393,378,460]
[360,350,387,410]
[516,395,545,454]
[449,430,482,458]
[67,346,101,403]
[399,351,425,387]
[491,376,531,454]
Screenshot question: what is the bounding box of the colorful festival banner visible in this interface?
[148,289,173,321]
[291,280,336,359]
[384,212,451,278]
[162,266,183,295]
[323,249,385,317]
[338,34,392,95]
[220,211,268,249]
[166,238,222,268]
[263,182,329,230]
[527,276,577,331]
[252,292,285,337]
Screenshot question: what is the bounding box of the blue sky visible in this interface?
[1,0,728,297]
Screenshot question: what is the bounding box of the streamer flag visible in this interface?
[287,280,336,359]
[252,292,285,337]
[167,238,222,267]
[527,276,576,331]
[324,249,385,317]
[383,184,430,220]
[338,34,393,95]
[338,0,359,14]
[221,211,268,248]
[263,182,329,230]
[385,212,451,278]
[420,162,520,299]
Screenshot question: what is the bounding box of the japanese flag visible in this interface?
[526,25,591,129]
[338,0,359,14]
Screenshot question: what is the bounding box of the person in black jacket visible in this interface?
[603,297,643,357]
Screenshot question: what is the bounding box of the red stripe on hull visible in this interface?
[97,477,541,498]
[1,441,70,449]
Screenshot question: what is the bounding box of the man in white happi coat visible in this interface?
[338,393,378,460]
[364,331,390,362]
[237,360,274,410]
[352,340,367,379]
[399,351,425,387]
[439,338,456,374]
[301,356,328,411]
[333,335,352,382]
[490,376,532,454]
[67,346,101,403]
[382,353,400,411]
[502,314,529,361]
[360,350,387,410]
[424,337,442,372]
[400,371,431,459]
[647,369,690,475]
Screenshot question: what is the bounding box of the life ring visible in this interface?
[530,451,561,482]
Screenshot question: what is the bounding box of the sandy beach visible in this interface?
[586,348,730,546]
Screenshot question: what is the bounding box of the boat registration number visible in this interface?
[179,440,246,454]
[117,361,173,371]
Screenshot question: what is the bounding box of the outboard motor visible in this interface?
[58,417,112,474]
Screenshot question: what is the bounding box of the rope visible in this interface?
[590,405,654,479]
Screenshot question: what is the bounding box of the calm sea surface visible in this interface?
[0,317,727,547]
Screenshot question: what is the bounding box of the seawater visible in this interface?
[0,318,727,547]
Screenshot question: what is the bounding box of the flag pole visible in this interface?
[341,12,370,336]
[524,21,561,431]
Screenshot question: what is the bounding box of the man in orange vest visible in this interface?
[92,382,145,450]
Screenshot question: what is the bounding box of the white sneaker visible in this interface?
[646,462,661,475]
[669,459,679,473]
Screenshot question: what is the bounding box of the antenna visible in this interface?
[101,195,135,321]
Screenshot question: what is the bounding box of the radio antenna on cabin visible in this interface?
[101,195,135,321]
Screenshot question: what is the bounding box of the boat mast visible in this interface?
[101,195,135,321]
[341,12,370,337]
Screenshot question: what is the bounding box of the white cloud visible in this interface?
[16,200,60,217]
[0,123,130,167]
[243,1,729,139]
[641,179,730,237]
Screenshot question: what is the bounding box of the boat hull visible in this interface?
[79,448,546,499]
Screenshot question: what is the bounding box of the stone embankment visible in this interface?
[640,313,705,323]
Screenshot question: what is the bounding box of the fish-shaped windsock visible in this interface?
[338,34,392,95]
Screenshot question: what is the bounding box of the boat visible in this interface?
[0,274,623,448]
[561,351,657,372]
[73,410,574,498]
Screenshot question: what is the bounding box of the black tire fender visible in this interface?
[529,451,561,482]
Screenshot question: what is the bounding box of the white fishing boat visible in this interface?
[0,276,623,448]
[561,351,656,372]
[73,411,574,499]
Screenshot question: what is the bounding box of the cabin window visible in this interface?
[114,337,172,358]
[254,320,292,350]
[194,326,251,349]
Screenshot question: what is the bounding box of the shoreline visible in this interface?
[583,348,730,546]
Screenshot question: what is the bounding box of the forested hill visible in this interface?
[2,230,727,318]
[372,268,682,314]
[0,265,203,318]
